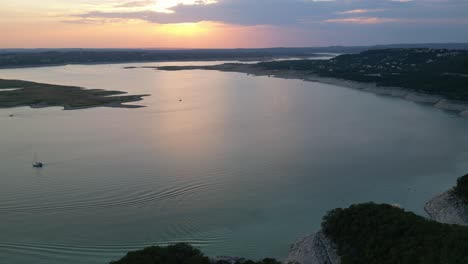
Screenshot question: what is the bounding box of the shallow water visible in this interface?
[1,62,468,264]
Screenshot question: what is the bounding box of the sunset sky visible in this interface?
[1,0,468,48]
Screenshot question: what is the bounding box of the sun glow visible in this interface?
[156,22,212,36]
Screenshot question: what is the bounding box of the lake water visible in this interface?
[1,62,468,264]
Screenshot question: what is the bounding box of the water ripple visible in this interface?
[0,180,220,213]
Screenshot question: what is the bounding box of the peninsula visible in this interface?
[0,79,148,110]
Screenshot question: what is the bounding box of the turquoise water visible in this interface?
[1,62,468,264]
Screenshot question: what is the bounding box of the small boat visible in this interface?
[32,153,44,168]
[33,162,44,168]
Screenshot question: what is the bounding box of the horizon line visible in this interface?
[1,42,468,51]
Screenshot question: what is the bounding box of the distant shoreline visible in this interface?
[0,58,292,70]
[0,55,325,70]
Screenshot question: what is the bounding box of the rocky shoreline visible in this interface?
[246,69,468,118]
[210,231,341,264]
[424,189,468,226]
[284,231,340,264]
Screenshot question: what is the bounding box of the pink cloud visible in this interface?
[323,17,399,24]
[336,9,387,15]
[323,16,468,25]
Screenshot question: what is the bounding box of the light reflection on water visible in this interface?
[0,61,468,264]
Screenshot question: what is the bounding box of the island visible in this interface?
[425,174,468,226]
[156,48,468,117]
[0,79,148,110]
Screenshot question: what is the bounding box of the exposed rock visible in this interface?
[362,87,408,98]
[284,231,340,264]
[424,190,468,226]
[211,256,246,263]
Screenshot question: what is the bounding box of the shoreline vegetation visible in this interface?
[0,79,149,110]
[154,48,468,118]
[112,174,468,264]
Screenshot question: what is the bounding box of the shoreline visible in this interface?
[0,55,319,70]
[304,75,468,117]
[156,64,468,118]
[241,70,468,118]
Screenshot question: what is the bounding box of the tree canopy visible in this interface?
[322,203,468,264]
[110,243,281,264]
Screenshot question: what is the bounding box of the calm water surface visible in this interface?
[1,62,468,264]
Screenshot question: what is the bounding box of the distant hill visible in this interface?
[1,43,467,68]
[0,49,327,68]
